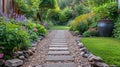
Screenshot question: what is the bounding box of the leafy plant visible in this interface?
[0,23,31,56]
[14,0,40,17]
[74,4,90,16]
[29,30,38,42]
[114,15,120,39]
[36,23,47,35]
[93,2,118,20]
[75,21,88,34]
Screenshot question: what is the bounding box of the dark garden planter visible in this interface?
[97,20,114,37]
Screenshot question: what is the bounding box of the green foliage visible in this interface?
[59,12,67,24]
[83,30,98,37]
[87,0,115,7]
[36,23,47,35]
[29,30,38,42]
[81,37,120,66]
[62,7,73,20]
[93,2,118,20]
[27,22,46,42]
[114,15,120,39]
[74,21,88,34]
[14,0,40,17]
[27,22,36,29]
[0,23,31,55]
[74,4,90,16]
[40,0,59,9]
[57,0,80,9]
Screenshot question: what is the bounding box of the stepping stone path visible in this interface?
[44,30,76,67]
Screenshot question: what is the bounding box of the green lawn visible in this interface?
[81,37,120,66]
[51,26,70,30]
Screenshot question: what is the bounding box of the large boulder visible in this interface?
[5,59,23,67]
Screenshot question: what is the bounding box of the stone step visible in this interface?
[52,41,67,43]
[52,40,67,42]
[52,38,67,41]
[46,56,74,62]
[49,47,68,51]
[51,43,67,45]
[48,51,70,55]
[44,63,76,67]
[49,45,67,47]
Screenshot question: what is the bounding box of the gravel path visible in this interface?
[22,30,91,67]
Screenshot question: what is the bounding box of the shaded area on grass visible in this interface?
[81,37,120,66]
[51,26,70,30]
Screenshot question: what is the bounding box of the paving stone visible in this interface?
[52,40,67,43]
[49,45,67,47]
[49,47,68,51]
[51,43,67,45]
[46,56,74,61]
[5,59,23,67]
[52,39,66,41]
[44,63,76,67]
[36,65,42,67]
[48,51,70,55]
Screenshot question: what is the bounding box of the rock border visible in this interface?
[0,36,45,67]
[76,38,116,67]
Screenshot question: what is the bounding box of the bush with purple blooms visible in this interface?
[0,9,47,59]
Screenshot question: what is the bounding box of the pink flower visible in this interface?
[33,28,37,32]
[0,53,4,59]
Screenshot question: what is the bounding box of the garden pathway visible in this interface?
[22,30,91,67]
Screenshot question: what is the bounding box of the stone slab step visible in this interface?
[48,51,70,55]
[49,47,68,51]
[52,40,67,42]
[44,63,76,67]
[46,56,74,61]
[49,45,67,47]
[52,38,67,41]
[51,43,67,45]
[52,41,67,43]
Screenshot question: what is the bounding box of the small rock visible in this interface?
[17,51,23,55]
[39,36,44,40]
[88,54,94,59]
[32,43,37,47]
[36,65,42,67]
[80,47,87,52]
[110,65,116,67]
[28,49,34,56]
[19,56,25,60]
[80,52,85,56]
[23,51,29,58]
[88,55,103,62]
[83,53,91,58]
[0,59,5,65]
[31,47,36,53]
[78,43,84,48]
[5,59,23,67]
[94,62,109,67]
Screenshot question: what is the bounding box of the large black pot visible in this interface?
[98,20,114,37]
